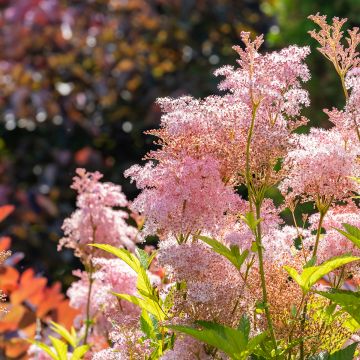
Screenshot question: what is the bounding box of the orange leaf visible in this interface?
[0,205,14,223]
[0,236,11,252]
[5,337,29,359]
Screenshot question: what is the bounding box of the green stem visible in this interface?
[312,210,326,259]
[83,221,97,345]
[245,103,259,207]
[299,302,307,360]
[255,202,278,356]
[83,260,94,345]
[287,293,306,358]
[244,99,277,355]
[297,206,328,358]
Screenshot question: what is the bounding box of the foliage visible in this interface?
[168,317,267,360]
[92,244,174,359]
[28,321,89,360]
[0,207,78,360]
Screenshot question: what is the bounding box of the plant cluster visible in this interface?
[13,13,360,360]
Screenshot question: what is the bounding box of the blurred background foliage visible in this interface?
[0,0,358,286]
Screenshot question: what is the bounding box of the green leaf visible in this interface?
[136,248,150,269]
[90,244,141,273]
[251,241,258,252]
[284,254,360,293]
[317,289,360,324]
[334,224,360,249]
[238,314,250,342]
[27,340,58,360]
[114,293,165,321]
[349,176,360,184]
[240,211,262,233]
[140,310,157,339]
[163,284,176,312]
[329,342,358,359]
[196,235,248,270]
[308,352,329,360]
[232,247,250,269]
[71,345,90,360]
[49,336,68,360]
[303,256,317,269]
[136,267,156,300]
[50,321,77,348]
[169,321,266,360]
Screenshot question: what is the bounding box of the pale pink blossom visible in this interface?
[309,202,360,262]
[280,128,360,203]
[67,258,138,336]
[59,169,138,259]
[126,156,241,240]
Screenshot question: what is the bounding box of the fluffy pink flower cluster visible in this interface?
[56,169,147,358]
[126,32,311,241]
[158,239,243,323]
[59,168,138,259]
[125,155,241,239]
[221,198,283,251]
[309,201,360,262]
[215,34,310,116]
[280,128,360,203]
[67,259,139,336]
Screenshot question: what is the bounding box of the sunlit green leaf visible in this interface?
[196,235,248,270]
[50,321,77,348]
[284,255,360,293]
[334,224,360,249]
[49,336,68,360]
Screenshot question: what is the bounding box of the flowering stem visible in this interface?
[255,201,278,356]
[245,102,259,207]
[244,99,277,355]
[84,220,97,345]
[339,72,360,143]
[312,210,326,259]
[83,260,94,345]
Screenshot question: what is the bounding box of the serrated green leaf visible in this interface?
[90,244,141,273]
[49,336,68,360]
[136,267,156,299]
[285,255,360,293]
[334,223,360,248]
[114,293,165,321]
[50,321,77,348]
[169,321,266,360]
[303,256,317,269]
[240,211,262,233]
[27,340,58,360]
[71,345,90,360]
[196,235,248,270]
[136,248,150,269]
[238,314,250,343]
[317,289,360,324]
[329,342,358,359]
[163,284,176,312]
[247,332,268,353]
[334,224,360,249]
[140,310,156,339]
